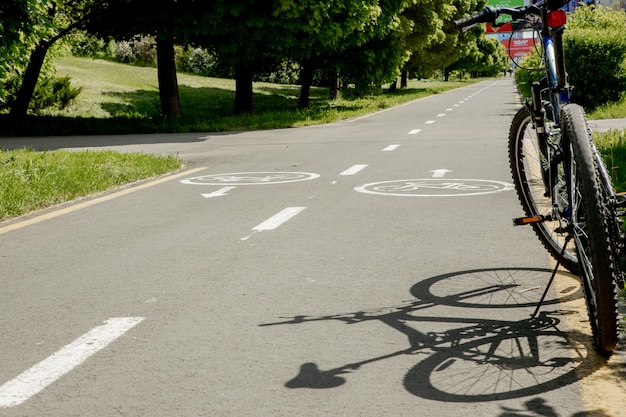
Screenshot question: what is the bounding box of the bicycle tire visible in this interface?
[563,103,619,354]
[509,106,579,273]
[591,140,626,291]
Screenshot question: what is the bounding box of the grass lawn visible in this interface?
[0,57,486,136]
[0,149,182,222]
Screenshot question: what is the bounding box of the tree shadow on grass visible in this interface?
[0,82,407,138]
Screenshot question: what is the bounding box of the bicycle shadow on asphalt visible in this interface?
[261,267,612,403]
[498,397,611,417]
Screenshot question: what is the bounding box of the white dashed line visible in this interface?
[340,165,368,176]
[252,207,307,232]
[425,120,436,125]
[408,129,421,135]
[0,318,144,408]
[382,145,400,151]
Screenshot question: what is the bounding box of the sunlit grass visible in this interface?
[0,56,485,136]
[594,128,626,192]
[0,148,182,221]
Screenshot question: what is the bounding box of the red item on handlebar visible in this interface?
[546,10,566,28]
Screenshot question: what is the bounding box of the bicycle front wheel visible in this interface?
[563,103,619,354]
[509,106,578,273]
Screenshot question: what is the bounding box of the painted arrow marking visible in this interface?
[202,186,236,199]
[430,169,452,178]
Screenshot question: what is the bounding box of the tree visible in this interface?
[0,0,91,124]
[403,0,486,80]
[7,0,96,124]
[272,0,385,107]
[335,0,416,95]
[192,0,281,114]
[86,0,188,121]
[0,0,44,103]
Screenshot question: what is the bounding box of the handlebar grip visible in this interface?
[452,7,498,30]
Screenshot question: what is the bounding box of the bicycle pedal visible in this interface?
[513,215,552,226]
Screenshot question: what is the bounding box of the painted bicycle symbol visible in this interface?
[355,179,514,197]
[180,171,320,186]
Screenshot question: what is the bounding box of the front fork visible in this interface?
[527,80,568,224]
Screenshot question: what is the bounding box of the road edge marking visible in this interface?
[0,167,207,235]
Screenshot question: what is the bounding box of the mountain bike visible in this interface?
[453,0,623,354]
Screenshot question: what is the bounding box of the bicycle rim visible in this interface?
[563,104,619,354]
[509,107,579,272]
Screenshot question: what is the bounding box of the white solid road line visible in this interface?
[0,317,144,408]
[252,207,307,232]
[340,165,368,176]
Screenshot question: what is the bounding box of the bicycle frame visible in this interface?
[453,0,623,354]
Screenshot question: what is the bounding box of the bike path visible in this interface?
[0,79,625,416]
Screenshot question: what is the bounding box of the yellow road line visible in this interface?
[0,167,207,236]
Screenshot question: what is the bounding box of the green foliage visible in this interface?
[0,0,50,101]
[0,148,182,221]
[594,129,626,194]
[113,36,157,66]
[565,6,626,110]
[0,56,482,136]
[514,50,543,99]
[31,76,82,112]
[407,0,487,74]
[452,35,507,77]
[68,32,115,58]
[3,74,82,113]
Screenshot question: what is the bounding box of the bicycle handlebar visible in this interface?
[452,7,498,30]
[451,0,569,31]
[452,6,537,30]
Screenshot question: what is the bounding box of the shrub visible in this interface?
[564,6,626,109]
[114,41,135,63]
[187,48,215,76]
[132,36,157,66]
[514,49,543,99]
[69,32,113,59]
[113,36,156,66]
[30,76,82,113]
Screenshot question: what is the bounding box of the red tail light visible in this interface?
[546,10,567,28]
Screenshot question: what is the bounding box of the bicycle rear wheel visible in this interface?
[509,106,579,273]
[563,103,619,354]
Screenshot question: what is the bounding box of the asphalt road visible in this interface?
[1,78,625,416]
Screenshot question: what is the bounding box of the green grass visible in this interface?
[594,128,626,192]
[0,57,484,136]
[0,149,182,221]
[587,95,626,120]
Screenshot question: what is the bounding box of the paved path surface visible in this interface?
[1,78,625,416]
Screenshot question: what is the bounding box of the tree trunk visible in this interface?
[8,42,50,124]
[156,37,182,121]
[389,79,397,91]
[401,70,408,89]
[298,60,314,109]
[234,62,254,114]
[330,71,341,100]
